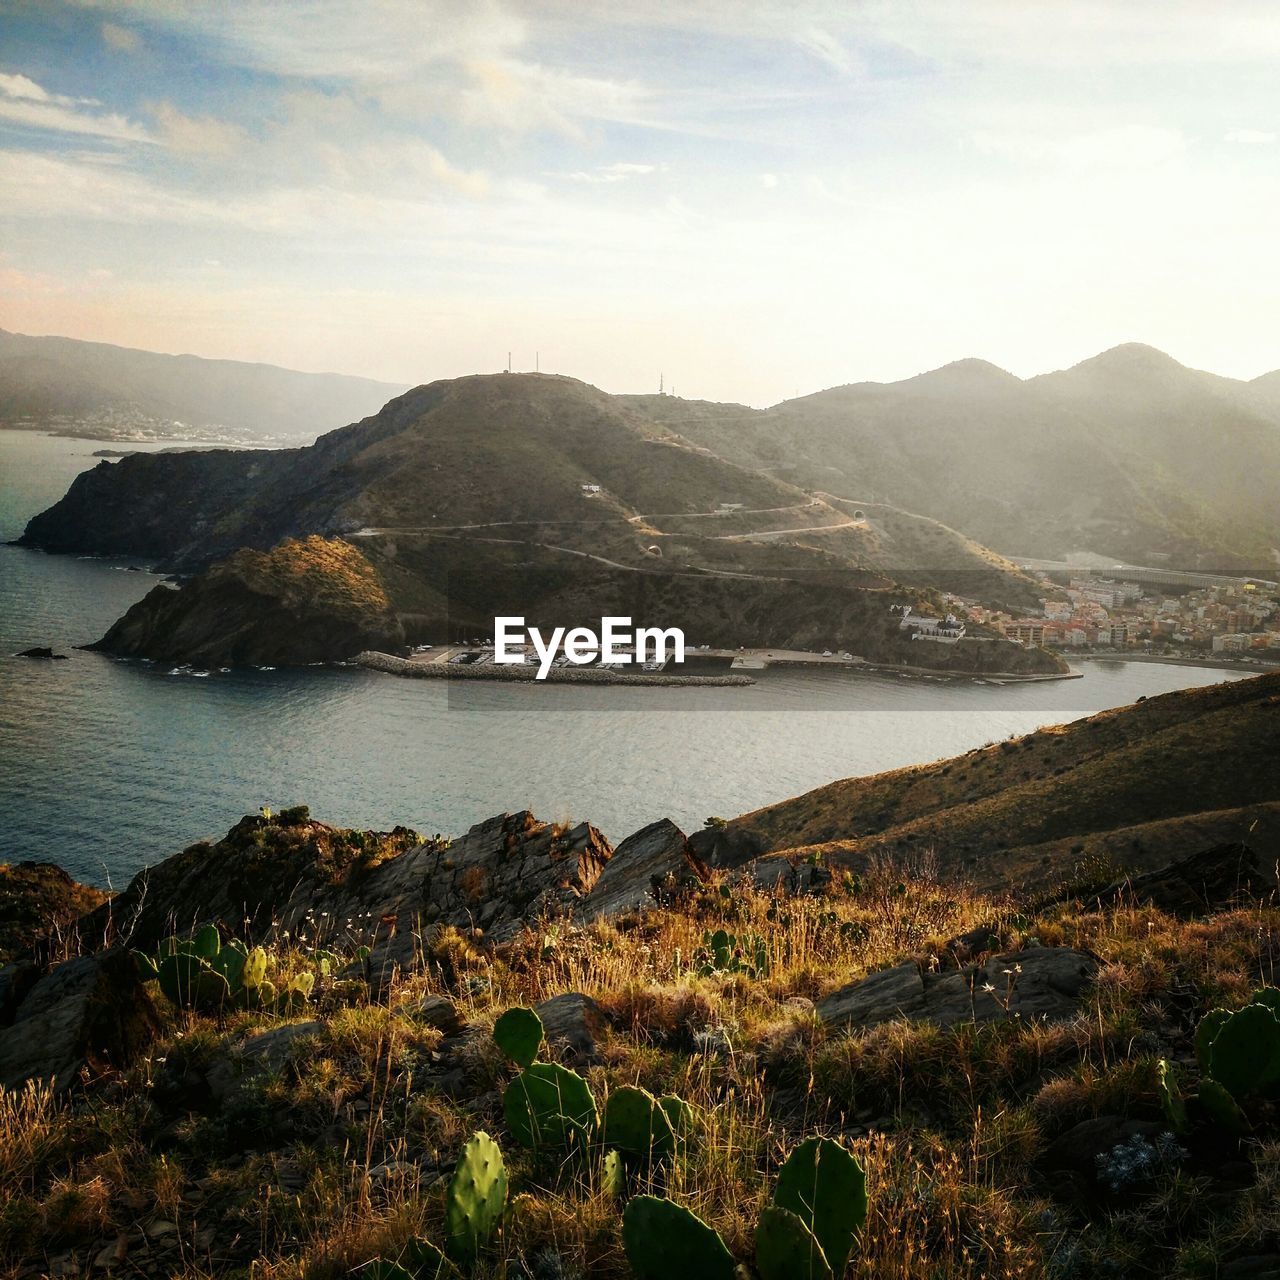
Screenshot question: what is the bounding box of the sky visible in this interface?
[1,1,1279,406]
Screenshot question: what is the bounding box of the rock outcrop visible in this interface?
[1099,841,1267,916]
[0,949,161,1090]
[85,807,702,994]
[816,947,1099,1032]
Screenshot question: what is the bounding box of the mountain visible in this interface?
[18,372,1058,670]
[0,328,407,443]
[634,345,1280,573]
[697,669,1280,892]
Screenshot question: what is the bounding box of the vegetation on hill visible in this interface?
[91,536,406,667]
[2,819,1278,1277]
[717,671,1280,891]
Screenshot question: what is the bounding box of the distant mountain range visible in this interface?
[0,329,407,443]
[629,343,1280,572]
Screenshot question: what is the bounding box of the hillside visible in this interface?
[2,681,1280,1278]
[91,536,411,667]
[702,670,1280,892]
[634,346,1280,572]
[20,373,1060,669]
[0,328,406,443]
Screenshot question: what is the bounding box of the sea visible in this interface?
[0,428,1253,888]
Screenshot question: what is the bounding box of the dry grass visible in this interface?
[3,865,1279,1279]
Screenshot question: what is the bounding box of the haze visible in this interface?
[2,1,1279,406]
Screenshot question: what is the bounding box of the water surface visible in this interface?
[0,429,1249,886]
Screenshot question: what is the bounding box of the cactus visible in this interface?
[1198,1079,1247,1135]
[1195,1008,1231,1071]
[621,1196,737,1280]
[503,1062,597,1151]
[275,971,315,1015]
[696,929,768,978]
[363,1241,457,1280]
[1206,1003,1280,1099]
[603,1085,676,1158]
[158,952,230,1010]
[600,1148,624,1199]
[1156,1058,1187,1134]
[493,1006,543,1068]
[242,945,269,990]
[659,1095,698,1144]
[773,1136,866,1275]
[1251,987,1280,1017]
[445,1130,507,1263]
[132,950,159,981]
[755,1204,833,1280]
[192,923,222,959]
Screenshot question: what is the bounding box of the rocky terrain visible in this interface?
[2,676,1279,1278]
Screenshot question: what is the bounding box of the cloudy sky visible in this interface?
[1,1,1278,405]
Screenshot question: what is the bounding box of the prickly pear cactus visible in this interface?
[493,1006,544,1068]
[621,1196,737,1280]
[1207,1003,1280,1099]
[1156,1059,1187,1134]
[600,1148,624,1199]
[192,923,222,959]
[603,1085,676,1157]
[502,1062,597,1150]
[158,952,230,1010]
[1251,987,1280,1017]
[755,1204,833,1280]
[773,1136,867,1274]
[242,945,269,990]
[1195,1008,1231,1071]
[1198,1079,1247,1135]
[445,1131,507,1263]
[659,1094,699,1143]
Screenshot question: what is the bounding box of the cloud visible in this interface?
[149,103,246,156]
[564,162,660,184]
[101,21,141,53]
[793,26,862,76]
[760,173,779,189]
[0,72,152,143]
[1225,128,1276,145]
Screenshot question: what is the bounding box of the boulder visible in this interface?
[1038,1116,1167,1176]
[535,992,607,1064]
[0,959,40,1025]
[582,819,698,919]
[205,1020,324,1105]
[1102,842,1269,916]
[16,647,68,659]
[817,947,1099,1032]
[414,994,464,1036]
[0,949,161,1090]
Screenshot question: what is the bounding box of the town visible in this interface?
[955,566,1280,660]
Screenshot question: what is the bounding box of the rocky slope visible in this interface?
[701,669,1280,892]
[4,678,1280,1278]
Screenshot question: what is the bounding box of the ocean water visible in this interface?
[0,428,1251,887]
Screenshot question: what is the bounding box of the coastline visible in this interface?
[356,650,757,686]
[1071,652,1280,674]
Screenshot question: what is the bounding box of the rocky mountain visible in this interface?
[628,344,1280,572]
[20,372,1061,670]
[699,669,1280,893]
[0,328,406,442]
